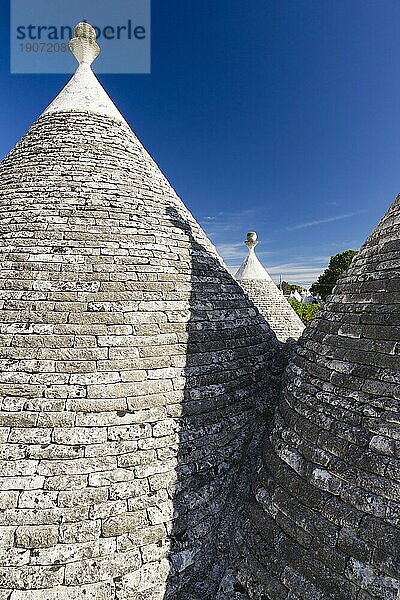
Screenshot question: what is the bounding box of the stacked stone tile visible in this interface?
[0,24,284,600]
[235,232,305,343]
[2,19,399,600]
[236,195,400,597]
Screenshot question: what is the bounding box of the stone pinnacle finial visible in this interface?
[69,22,100,66]
[245,231,258,250]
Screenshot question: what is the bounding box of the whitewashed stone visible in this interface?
[0,19,283,600]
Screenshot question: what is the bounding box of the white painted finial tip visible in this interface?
[245,231,258,249]
[69,22,100,66]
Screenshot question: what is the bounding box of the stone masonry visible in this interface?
[0,23,284,600]
[235,194,400,598]
[235,233,305,343]
[0,20,399,600]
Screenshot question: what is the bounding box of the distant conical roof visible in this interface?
[0,23,284,599]
[236,196,400,598]
[235,233,270,281]
[235,232,305,342]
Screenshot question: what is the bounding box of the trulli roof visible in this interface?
[0,22,283,599]
[235,233,305,342]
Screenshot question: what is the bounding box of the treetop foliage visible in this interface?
[310,250,358,300]
[280,280,303,295]
[288,299,320,326]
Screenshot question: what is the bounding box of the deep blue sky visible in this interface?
[1,0,399,285]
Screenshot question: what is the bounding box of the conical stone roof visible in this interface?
[235,196,400,598]
[0,23,284,600]
[235,232,305,343]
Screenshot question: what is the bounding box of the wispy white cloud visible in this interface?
[199,208,260,238]
[201,207,362,287]
[215,243,246,261]
[227,258,328,287]
[286,211,365,232]
[268,262,325,281]
[216,242,276,262]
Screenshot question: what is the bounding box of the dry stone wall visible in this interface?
[2,28,398,598]
[0,111,284,599]
[237,280,304,343]
[235,195,400,599]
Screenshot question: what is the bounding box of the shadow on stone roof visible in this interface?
[163,207,285,599]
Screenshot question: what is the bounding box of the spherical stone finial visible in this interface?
[69,22,100,66]
[245,231,258,249]
[74,22,96,40]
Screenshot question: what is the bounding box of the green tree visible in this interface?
[279,280,303,295]
[288,299,320,326]
[310,250,358,300]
